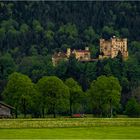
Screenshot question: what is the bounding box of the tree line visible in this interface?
[2,72,120,118]
[2,70,140,118]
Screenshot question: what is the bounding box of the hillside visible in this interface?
[0,1,140,117]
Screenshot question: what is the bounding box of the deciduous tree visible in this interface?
[65,78,83,116]
[3,72,38,118]
[37,76,69,118]
[88,75,121,117]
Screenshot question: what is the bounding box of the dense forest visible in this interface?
[0,1,140,117]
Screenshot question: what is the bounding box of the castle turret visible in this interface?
[100,39,104,45]
[123,38,127,51]
[100,39,105,52]
[67,48,71,57]
[85,47,89,51]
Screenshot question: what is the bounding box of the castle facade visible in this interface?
[99,36,128,59]
[52,36,129,66]
[52,47,91,66]
[67,47,91,60]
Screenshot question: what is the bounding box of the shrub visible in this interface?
[125,98,140,117]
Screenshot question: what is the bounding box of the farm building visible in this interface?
[0,101,15,118]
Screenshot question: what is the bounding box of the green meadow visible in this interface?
[0,118,140,139]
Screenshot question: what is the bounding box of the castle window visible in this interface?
[104,46,107,51]
[84,54,89,59]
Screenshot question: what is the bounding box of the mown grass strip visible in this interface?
[0,127,140,139]
[0,118,140,128]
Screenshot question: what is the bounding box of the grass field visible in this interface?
[0,118,140,139]
[0,127,140,139]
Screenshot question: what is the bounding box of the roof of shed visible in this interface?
[0,101,15,109]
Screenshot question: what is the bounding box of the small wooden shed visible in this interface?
[0,101,15,118]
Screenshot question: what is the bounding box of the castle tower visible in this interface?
[123,38,127,52]
[85,47,89,51]
[67,48,71,57]
[99,37,128,60]
[99,39,105,53]
[111,36,116,46]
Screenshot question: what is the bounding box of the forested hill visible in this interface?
[0,1,140,112]
[0,1,140,54]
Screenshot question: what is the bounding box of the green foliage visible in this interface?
[130,41,140,55]
[89,44,99,58]
[18,56,46,82]
[44,30,54,41]
[58,23,78,38]
[28,45,38,56]
[84,26,98,43]
[33,20,43,33]
[125,98,140,117]
[55,60,68,79]
[1,126,140,139]
[20,24,29,35]
[18,55,54,82]
[132,86,140,103]
[2,72,39,117]
[65,78,83,115]
[102,26,120,39]
[37,76,69,117]
[0,53,16,79]
[0,2,140,117]
[1,19,18,31]
[120,28,130,38]
[66,55,80,79]
[88,75,121,117]
[0,28,5,41]
[103,63,112,76]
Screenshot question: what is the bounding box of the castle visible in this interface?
[52,47,91,66]
[99,36,128,59]
[52,36,128,66]
[67,47,91,61]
